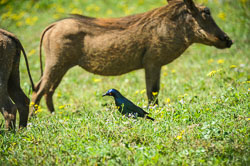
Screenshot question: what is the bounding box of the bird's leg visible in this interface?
[145,65,161,106]
[126,113,137,119]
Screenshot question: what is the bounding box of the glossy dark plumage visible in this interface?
[103,89,154,121]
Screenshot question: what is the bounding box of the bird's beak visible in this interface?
[102,92,112,97]
[102,93,108,97]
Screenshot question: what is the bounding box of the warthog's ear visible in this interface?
[184,0,199,14]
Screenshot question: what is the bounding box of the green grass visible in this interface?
[0,0,249,165]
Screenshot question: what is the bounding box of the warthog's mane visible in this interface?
[68,1,185,31]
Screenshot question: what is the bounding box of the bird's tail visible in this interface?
[146,116,154,121]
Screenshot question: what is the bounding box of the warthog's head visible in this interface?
[168,0,233,49]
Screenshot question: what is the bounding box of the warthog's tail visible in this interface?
[19,42,35,91]
[0,29,35,91]
[39,24,56,78]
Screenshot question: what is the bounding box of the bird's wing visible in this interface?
[123,98,149,116]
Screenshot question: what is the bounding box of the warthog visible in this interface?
[31,0,232,114]
[0,29,34,129]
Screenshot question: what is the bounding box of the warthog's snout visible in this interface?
[219,35,233,48]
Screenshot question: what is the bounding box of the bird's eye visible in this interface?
[109,93,112,95]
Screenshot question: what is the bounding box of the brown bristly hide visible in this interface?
[31,0,232,114]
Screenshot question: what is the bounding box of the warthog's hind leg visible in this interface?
[31,63,71,114]
[0,96,17,130]
[8,56,30,128]
[0,47,16,130]
[44,68,68,113]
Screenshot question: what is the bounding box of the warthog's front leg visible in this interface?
[145,66,161,105]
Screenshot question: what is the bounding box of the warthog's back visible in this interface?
[0,30,17,59]
[42,17,151,76]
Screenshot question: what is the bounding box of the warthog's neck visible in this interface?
[138,15,194,67]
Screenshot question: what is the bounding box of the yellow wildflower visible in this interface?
[106,9,113,15]
[86,6,92,12]
[16,21,23,27]
[152,92,158,96]
[1,12,11,20]
[140,89,146,94]
[207,70,217,77]
[71,8,83,15]
[247,118,250,121]
[35,105,42,113]
[29,102,35,107]
[53,14,60,19]
[165,98,171,103]
[155,109,160,113]
[56,6,65,13]
[86,4,100,12]
[176,130,185,140]
[25,16,38,26]
[59,105,65,109]
[217,59,224,64]
[163,72,168,76]
[93,78,101,83]
[135,90,139,95]
[171,69,176,73]
[34,3,40,9]
[230,65,237,68]
[57,92,62,97]
[28,49,36,56]
[124,8,133,15]
[94,6,100,12]
[217,12,226,21]
[207,59,214,64]
[11,12,25,21]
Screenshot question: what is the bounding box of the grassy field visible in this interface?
[0,0,249,165]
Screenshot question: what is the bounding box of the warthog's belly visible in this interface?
[79,52,143,76]
[79,33,145,76]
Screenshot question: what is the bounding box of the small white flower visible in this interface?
[179,99,185,104]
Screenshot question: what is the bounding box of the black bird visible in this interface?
[102,89,154,121]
